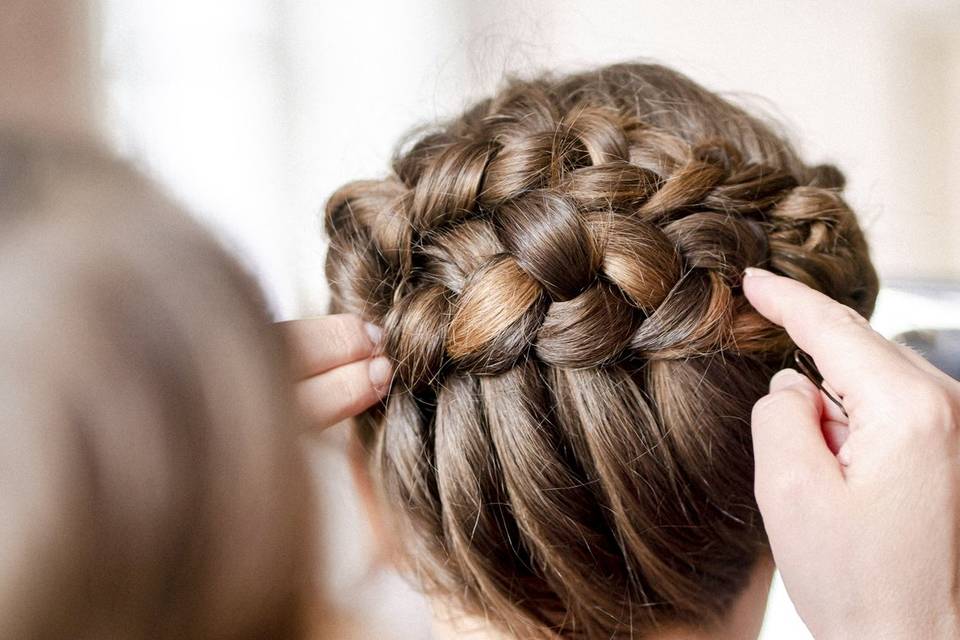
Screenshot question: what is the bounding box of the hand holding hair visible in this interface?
[745,268,960,640]
[280,314,392,430]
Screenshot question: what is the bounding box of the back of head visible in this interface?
[0,133,310,639]
[324,63,877,638]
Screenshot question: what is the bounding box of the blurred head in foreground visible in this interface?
[325,63,878,639]
[0,133,311,639]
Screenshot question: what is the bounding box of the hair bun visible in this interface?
[324,63,880,638]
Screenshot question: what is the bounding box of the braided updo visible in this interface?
[325,63,877,638]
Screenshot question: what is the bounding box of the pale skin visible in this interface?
[291,271,960,639]
[744,267,960,639]
[281,314,393,429]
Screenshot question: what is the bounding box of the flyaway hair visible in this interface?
[324,63,877,639]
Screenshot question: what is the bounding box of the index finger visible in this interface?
[742,268,914,397]
[278,314,382,379]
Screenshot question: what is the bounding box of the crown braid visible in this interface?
[324,63,877,638]
[327,85,873,389]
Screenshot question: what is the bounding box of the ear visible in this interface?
[346,431,399,567]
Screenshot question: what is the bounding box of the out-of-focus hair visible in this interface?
[324,63,878,638]
[0,133,311,639]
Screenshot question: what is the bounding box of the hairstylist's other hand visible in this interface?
[744,268,960,640]
[280,315,391,430]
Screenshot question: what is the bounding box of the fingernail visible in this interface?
[744,267,774,278]
[364,322,384,349]
[769,367,804,392]
[368,356,392,395]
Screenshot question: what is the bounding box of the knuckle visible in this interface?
[906,380,959,435]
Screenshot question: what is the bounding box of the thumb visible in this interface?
[752,369,845,519]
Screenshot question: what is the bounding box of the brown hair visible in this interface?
[324,63,877,638]
[0,133,311,639]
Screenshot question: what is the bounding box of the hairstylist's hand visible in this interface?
[280,315,391,430]
[744,268,960,640]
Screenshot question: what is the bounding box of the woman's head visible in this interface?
[0,134,311,639]
[325,63,877,638]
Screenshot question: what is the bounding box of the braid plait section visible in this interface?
[326,99,873,391]
[325,67,878,639]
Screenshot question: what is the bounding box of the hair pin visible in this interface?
[793,349,848,418]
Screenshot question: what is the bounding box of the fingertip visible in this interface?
[836,442,852,466]
[363,322,384,351]
[821,420,850,457]
[743,267,775,278]
[742,268,784,323]
[751,382,822,440]
[298,357,394,430]
[769,367,805,392]
[368,356,393,397]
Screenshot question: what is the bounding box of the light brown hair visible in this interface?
[324,63,877,638]
[0,133,311,639]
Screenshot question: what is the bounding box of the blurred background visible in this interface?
[56,0,960,637]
